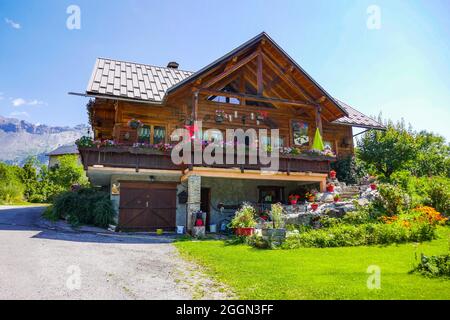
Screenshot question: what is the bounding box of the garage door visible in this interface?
[118,182,177,231]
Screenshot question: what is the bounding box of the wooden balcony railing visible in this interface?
[78,146,332,174]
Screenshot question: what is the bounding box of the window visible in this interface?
[153,126,166,144]
[292,121,309,147]
[138,124,166,144]
[138,125,151,143]
[258,186,285,204]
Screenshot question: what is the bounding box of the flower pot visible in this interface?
[209,224,217,233]
[330,171,337,179]
[326,185,335,192]
[235,227,254,236]
[334,198,340,203]
[311,203,319,211]
[290,200,298,205]
[370,184,377,190]
[215,115,224,123]
[176,226,185,234]
[308,196,315,202]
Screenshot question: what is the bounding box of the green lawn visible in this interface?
[175,227,450,299]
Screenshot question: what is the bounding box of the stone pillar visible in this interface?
[186,175,201,232]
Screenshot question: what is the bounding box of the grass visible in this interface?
[0,201,49,207]
[175,227,450,300]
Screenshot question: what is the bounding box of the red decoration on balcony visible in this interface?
[329,170,337,179]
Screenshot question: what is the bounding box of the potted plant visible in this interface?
[329,170,337,179]
[192,210,206,238]
[333,194,341,203]
[262,203,286,241]
[128,119,142,129]
[288,194,300,205]
[311,202,319,211]
[326,183,335,193]
[229,203,257,236]
[370,183,377,191]
[215,110,226,123]
[305,192,316,202]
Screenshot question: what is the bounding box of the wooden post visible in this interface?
[192,90,199,122]
[315,105,323,137]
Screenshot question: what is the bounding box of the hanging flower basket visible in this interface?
[128,119,142,129]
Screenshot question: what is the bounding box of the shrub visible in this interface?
[229,203,257,228]
[390,175,450,215]
[331,156,366,184]
[52,188,115,228]
[0,163,25,204]
[412,254,450,278]
[281,219,437,249]
[42,205,58,221]
[427,178,450,215]
[341,210,372,225]
[269,203,284,229]
[373,183,410,216]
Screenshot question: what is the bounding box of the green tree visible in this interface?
[20,157,40,199]
[0,162,25,204]
[357,119,417,179]
[413,131,450,177]
[48,155,88,190]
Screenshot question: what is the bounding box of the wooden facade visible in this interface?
[88,35,355,161]
[77,33,385,231]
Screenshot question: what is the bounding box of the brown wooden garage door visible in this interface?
[118,182,177,231]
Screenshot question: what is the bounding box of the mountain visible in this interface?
[0,115,89,165]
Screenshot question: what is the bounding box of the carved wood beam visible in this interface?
[202,51,260,89]
[198,88,316,109]
[257,52,263,95]
[260,51,315,103]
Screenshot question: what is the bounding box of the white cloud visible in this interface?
[12,97,46,107]
[9,111,29,118]
[12,98,26,107]
[5,18,21,29]
[28,99,45,106]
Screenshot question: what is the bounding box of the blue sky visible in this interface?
[0,0,449,139]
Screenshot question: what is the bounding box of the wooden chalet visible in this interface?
[76,32,384,231]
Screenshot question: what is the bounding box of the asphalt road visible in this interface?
[0,206,229,300]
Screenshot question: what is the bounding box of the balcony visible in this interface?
[78,146,333,174]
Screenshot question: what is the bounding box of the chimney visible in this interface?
[167,61,179,69]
